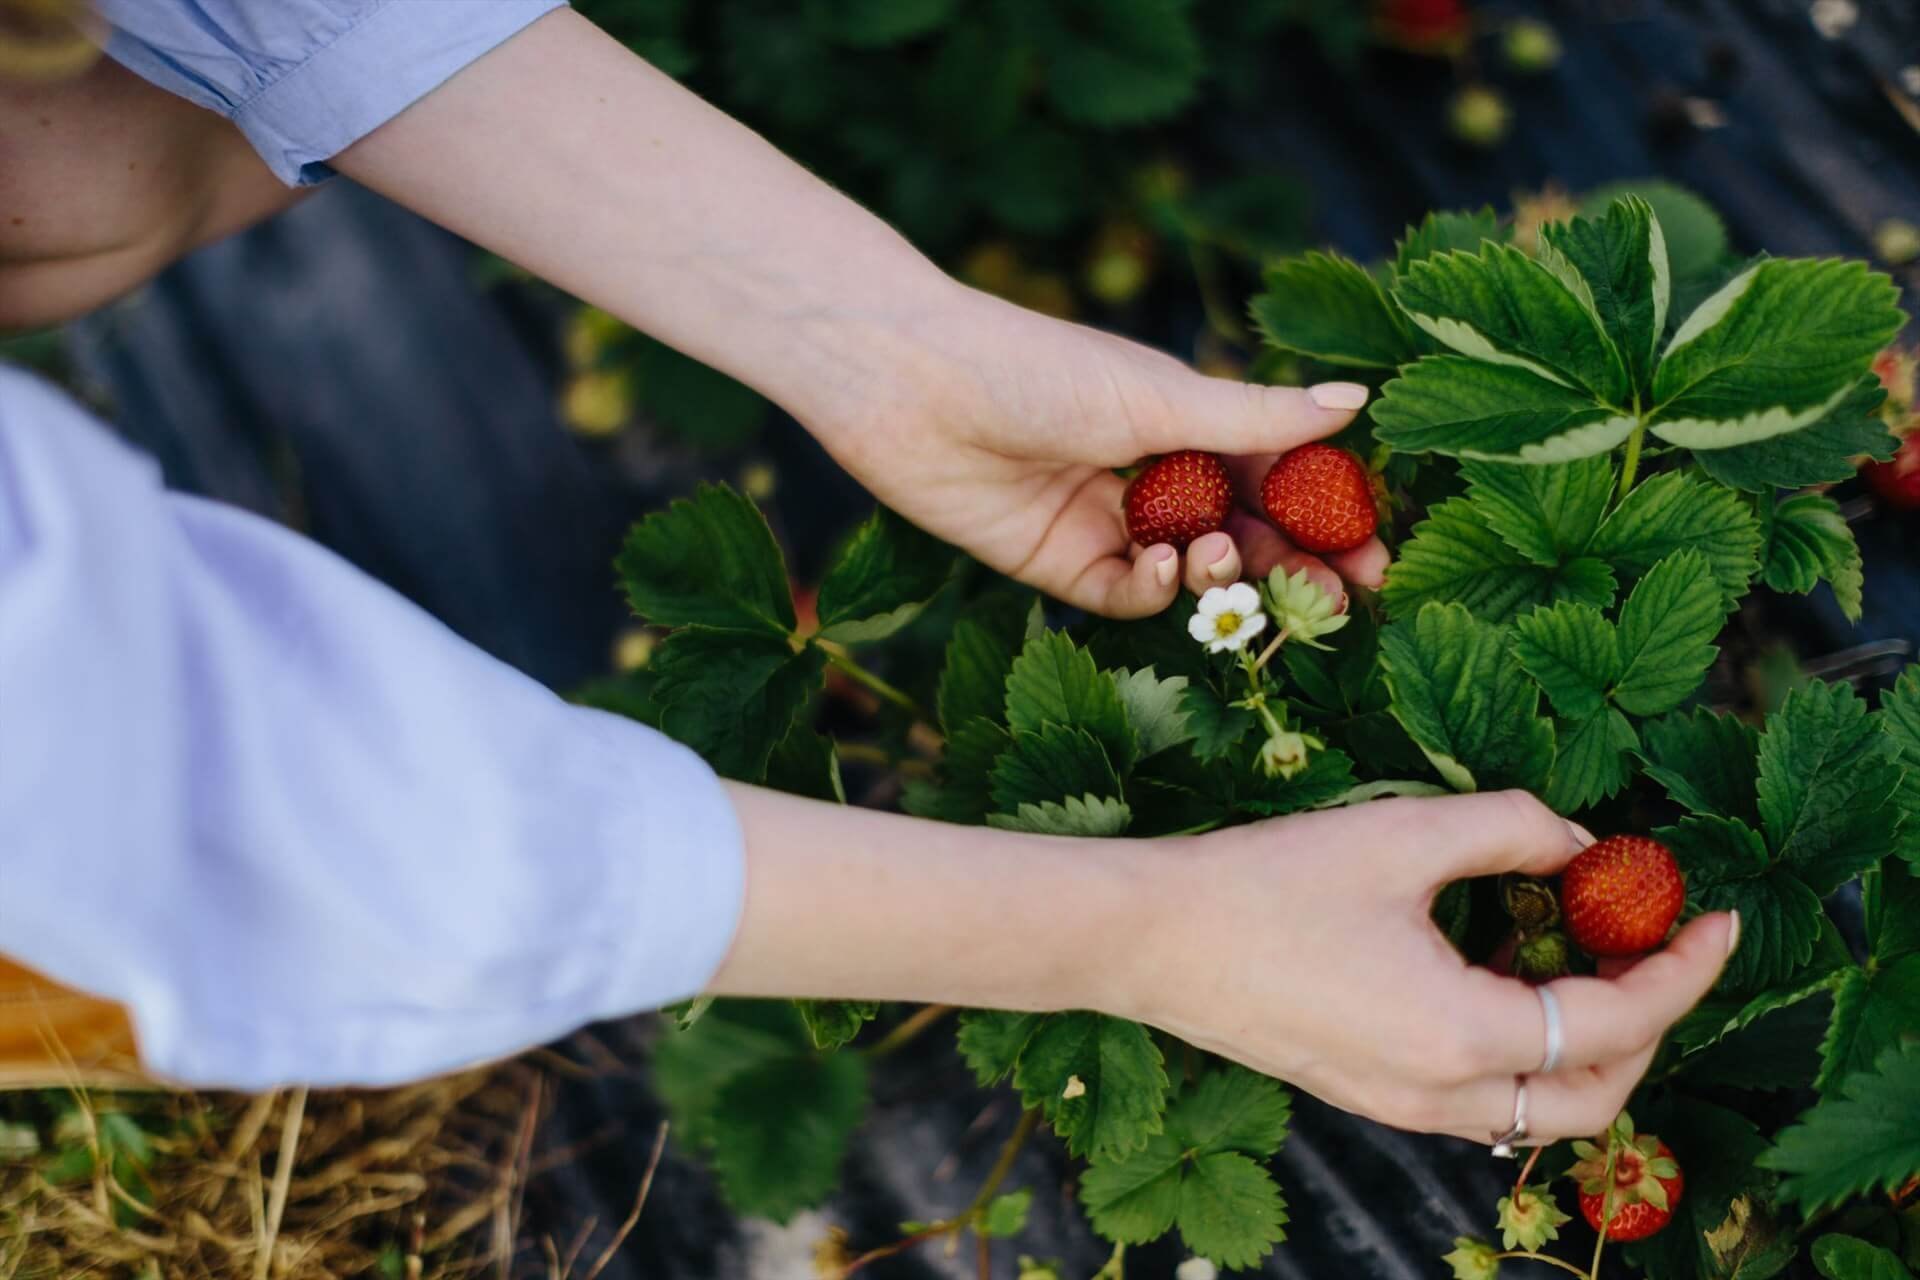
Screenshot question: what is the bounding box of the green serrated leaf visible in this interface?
[1763,492,1864,621]
[1539,195,1669,395]
[1176,1152,1289,1270]
[1611,549,1729,716]
[795,1000,879,1050]
[1696,376,1895,492]
[1761,1040,1920,1215]
[1393,207,1506,280]
[765,726,845,804]
[1459,456,1614,564]
[1006,631,1138,772]
[1013,1013,1168,1159]
[915,717,1013,824]
[652,630,824,781]
[1236,747,1357,816]
[937,592,1035,733]
[1818,957,1920,1093]
[1672,967,1845,1051]
[990,723,1123,813]
[1109,667,1192,758]
[1758,681,1903,894]
[1660,814,1771,888]
[1544,709,1637,815]
[1179,681,1256,763]
[1882,668,1920,869]
[1372,358,1630,461]
[988,793,1133,836]
[1588,470,1763,599]
[1866,859,1920,966]
[1812,1234,1915,1280]
[815,507,954,643]
[1251,251,1417,368]
[1379,602,1555,793]
[1653,259,1904,434]
[1676,986,1832,1091]
[1393,242,1630,402]
[957,1009,1046,1086]
[708,1052,868,1221]
[1382,498,1612,623]
[1708,868,1825,993]
[617,484,795,634]
[1639,708,1762,825]
[1580,181,1727,291]
[1511,601,1620,719]
[1169,1067,1292,1156]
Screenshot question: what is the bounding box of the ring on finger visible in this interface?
[1537,985,1564,1074]
[1490,1074,1529,1158]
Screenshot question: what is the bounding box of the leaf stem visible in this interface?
[818,642,928,720]
[1493,1252,1589,1278]
[1251,627,1292,674]
[1617,417,1647,503]
[863,1004,955,1058]
[1514,1146,1544,1194]
[1588,1143,1617,1280]
[965,1108,1042,1219]
[834,741,934,779]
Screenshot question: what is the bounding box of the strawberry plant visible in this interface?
[598,190,1918,1277]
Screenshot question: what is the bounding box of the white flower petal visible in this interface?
[1207,635,1239,653]
[1234,613,1269,645]
[1223,581,1261,614]
[1195,586,1233,617]
[1188,612,1218,643]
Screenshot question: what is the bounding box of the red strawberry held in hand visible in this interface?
[1260,444,1378,553]
[1572,1123,1684,1243]
[1123,450,1233,550]
[1561,835,1684,957]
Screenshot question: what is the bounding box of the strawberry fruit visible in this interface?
[1260,444,1378,553]
[1124,450,1233,549]
[1561,835,1684,957]
[1864,432,1920,510]
[1573,1131,1684,1243]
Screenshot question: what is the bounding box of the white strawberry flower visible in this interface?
[1188,582,1268,654]
[1176,1259,1219,1280]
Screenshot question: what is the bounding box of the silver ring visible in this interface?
[1490,1075,1529,1157]
[1538,985,1564,1074]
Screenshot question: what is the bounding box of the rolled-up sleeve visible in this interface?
[96,0,566,186]
[0,366,745,1090]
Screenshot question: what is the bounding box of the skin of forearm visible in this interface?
[707,782,1172,1019]
[334,9,962,436]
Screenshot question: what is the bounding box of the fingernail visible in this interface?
[1206,551,1236,583]
[1565,821,1596,849]
[1725,911,1741,958]
[1153,549,1177,587]
[1309,381,1370,412]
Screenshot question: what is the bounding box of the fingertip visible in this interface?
[1184,532,1239,594]
[1327,537,1391,590]
[1147,543,1178,589]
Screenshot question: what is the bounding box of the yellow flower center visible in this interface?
[1212,610,1243,636]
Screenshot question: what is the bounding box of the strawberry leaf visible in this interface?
[1817,956,1920,1092]
[1673,985,1832,1091]
[617,483,795,634]
[1371,358,1631,461]
[1393,242,1630,402]
[1511,602,1619,720]
[1876,667,1920,869]
[1651,259,1904,441]
[988,793,1132,836]
[1251,251,1419,369]
[1383,498,1615,623]
[1006,631,1139,772]
[1695,375,1895,492]
[795,1000,879,1050]
[989,723,1123,813]
[1864,859,1920,967]
[1108,667,1193,758]
[956,1010,1045,1086]
[1611,549,1730,716]
[1380,602,1555,793]
[651,630,825,782]
[765,725,845,803]
[1544,709,1637,815]
[1762,493,1864,622]
[816,507,955,643]
[979,1189,1033,1239]
[1761,1040,1920,1215]
[1459,455,1614,565]
[1180,682,1256,763]
[937,593,1040,733]
[1810,1234,1916,1280]
[1638,708,1762,826]
[1013,1012,1168,1159]
[1587,470,1764,600]
[1662,815,1820,992]
[1538,195,1669,396]
[1758,681,1903,894]
[1393,207,1507,280]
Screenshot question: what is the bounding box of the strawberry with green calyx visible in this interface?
[1500,875,1560,931]
[1261,565,1351,650]
[1124,450,1233,550]
[1441,1237,1501,1280]
[1237,692,1325,781]
[1571,1114,1684,1243]
[1260,444,1378,553]
[1561,835,1684,957]
[1497,1184,1571,1253]
[1512,931,1571,985]
[1863,345,1920,509]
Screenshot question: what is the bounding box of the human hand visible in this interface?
[809,283,1392,618]
[1109,791,1736,1145]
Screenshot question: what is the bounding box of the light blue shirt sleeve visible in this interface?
[96,0,567,186]
[0,366,745,1090]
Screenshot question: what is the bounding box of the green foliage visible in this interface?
[618,485,794,635]
[1010,1012,1169,1159]
[816,507,955,643]
[1379,602,1553,793]
[1811,1235,1915,1280]
[1251,253,1416,369]
[1761,1041,1920,1215]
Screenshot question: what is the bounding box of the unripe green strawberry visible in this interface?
[1260,444,1378,553]
[1562,835,1684,957]
[1513,930,1571,984]
[1124,451,1233,549]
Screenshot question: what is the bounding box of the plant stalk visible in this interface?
[965,1108,1042,1219]
[819,643,927,720]
[1617,416,1647,502]
[1494,1252,1589,1278]
[864,1004,955,1058]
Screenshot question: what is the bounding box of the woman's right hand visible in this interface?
[1114,791,1736,1146]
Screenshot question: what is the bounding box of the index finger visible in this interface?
[1403,790,1591,888]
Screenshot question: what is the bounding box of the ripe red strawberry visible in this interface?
[1864,431,1920,510]
[1260,444,1378,553]
[1574,1137,1684,1243]
[1376,0,1470,51]
[1123,450,1233,549]
[1561,835,1684,957]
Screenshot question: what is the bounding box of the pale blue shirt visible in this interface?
[2,3,749,1090]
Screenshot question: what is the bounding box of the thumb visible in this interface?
[1135,376,1371,457]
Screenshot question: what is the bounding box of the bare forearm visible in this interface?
[333,9,956,430]
[707,783,1165,1018]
